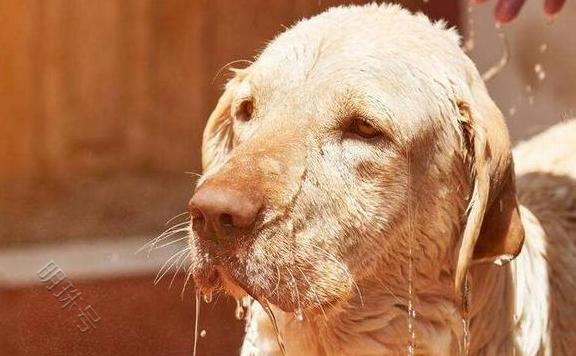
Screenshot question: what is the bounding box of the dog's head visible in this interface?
[188,4,524,313]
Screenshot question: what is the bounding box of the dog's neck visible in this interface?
[241,207,550,355]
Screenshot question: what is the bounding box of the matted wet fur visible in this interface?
[189,4,576,355]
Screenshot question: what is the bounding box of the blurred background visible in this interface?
[0,0,573,355]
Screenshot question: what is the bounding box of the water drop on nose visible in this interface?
[203,291,213,304]
[294,308,304,322]
[235,300,245,320]
[200,329,207,338]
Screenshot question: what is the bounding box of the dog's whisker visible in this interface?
[164,211,189,226]
[181,267,194,300]
[139,223,191,255]
[169,249,192,289]
[154,247,191,285]
[154,249,188,285]
[138,221,190,251]
[272,265,282,298]
[155,235,189,250]
[296,265,328,321]
[286,267,304,321]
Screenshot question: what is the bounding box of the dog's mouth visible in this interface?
[192,250,257,300]
[195,264,251,299]
[193,261,278,308]
[189,222,355,316]
[192,254,349,319]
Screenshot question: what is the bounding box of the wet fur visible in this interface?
[191,4,576,355]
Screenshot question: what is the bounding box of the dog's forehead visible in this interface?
[253,6,460,80]
[244,5,466,120]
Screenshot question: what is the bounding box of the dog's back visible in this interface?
[513,119,576,354]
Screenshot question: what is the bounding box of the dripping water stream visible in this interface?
[464,0,476,52]
[460,275,471,356]
[481,28,510,82]
[261,299,287,356]
[193,290,201,356]
[406,147,416,356]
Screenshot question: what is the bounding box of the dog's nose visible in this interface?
[188,184,262,239]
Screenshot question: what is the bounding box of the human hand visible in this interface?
[474,0,567,23]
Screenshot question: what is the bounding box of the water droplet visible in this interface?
[203,291,213,304]
[534,63,546,80]
[494,254,514,266]
[539,43,548,53]
[528,96,535,105]
[534,63,542,72]
[525,85,533,93]
[200,329,207,338]
[235,300,245,320]
[294,308,304,322]
[509,106,516,116]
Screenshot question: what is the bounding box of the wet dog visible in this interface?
[188,4,576,355]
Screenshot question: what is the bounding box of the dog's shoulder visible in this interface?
[513,118,576,354]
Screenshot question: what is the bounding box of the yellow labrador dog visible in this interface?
[188,4,576,355]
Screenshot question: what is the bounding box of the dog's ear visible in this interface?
[454,93,525,296]
[201,78,239,174]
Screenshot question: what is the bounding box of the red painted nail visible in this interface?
[544,0,566,15]
[495,0,526,23]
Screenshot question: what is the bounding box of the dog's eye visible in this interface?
[235,100,254,122]
[347,118,380,139]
